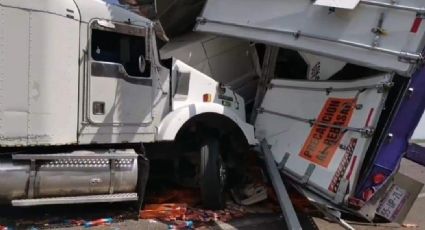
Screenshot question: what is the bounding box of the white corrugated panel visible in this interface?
[255,74,392,201]
[196,0,425,76]
[0,7,30,146]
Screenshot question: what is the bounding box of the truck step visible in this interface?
[11,193,138,206]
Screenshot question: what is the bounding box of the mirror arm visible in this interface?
[139,55,146,73]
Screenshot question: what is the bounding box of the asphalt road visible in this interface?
[313,158,425,230]
[0,160,423,230]
[55,158,425,230]
[79,158,425,230]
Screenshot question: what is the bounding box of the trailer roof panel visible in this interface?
[196,0,425,76]
[0,0,80,20]
[73,0,150,25]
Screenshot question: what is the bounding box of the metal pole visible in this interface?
[261,140,302,230]
[258,108,374,136]
[250,46,280,124]
[360,0,425,14]
[269,82,392,92]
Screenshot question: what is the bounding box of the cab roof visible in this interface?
[0,0,150,26]
[74,0,151,25]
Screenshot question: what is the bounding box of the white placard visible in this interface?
[314,0,360,9]
[377,185,409,221]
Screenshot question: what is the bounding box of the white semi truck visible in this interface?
[0,0,257,210]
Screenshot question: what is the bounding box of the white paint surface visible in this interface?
[196,0,425,76]
[412,114,425,141]
[255,74,392,201]
[314,0,360,9]
[0,3,80,146]
[0,0,254,147]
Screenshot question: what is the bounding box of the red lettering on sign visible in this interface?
[299,98,356,168]
[411,17,422,33]
[328,138,358,193]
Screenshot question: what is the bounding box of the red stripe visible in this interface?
[365,108,374,127]
[346,155,357,180]
[411,17,422,33]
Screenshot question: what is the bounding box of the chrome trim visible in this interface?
[360,0,425,15]
[13,153,137,160]
[12,193,138,206]
[197,18,423,63]
[258,108,374,136]
[269,82,393,92]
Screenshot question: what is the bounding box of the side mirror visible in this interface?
[138,55,146,73]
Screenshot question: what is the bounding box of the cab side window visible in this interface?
[91,29,150,77]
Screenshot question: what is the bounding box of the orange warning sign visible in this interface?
[299,98,356,168]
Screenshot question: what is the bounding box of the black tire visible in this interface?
[199,138,226,210]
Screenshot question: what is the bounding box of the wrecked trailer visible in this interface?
[196,0,425,226]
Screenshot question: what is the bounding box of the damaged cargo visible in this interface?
[196,0,425,226]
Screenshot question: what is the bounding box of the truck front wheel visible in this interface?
[199,138,226,210]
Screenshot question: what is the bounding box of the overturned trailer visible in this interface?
[196,0,425,225]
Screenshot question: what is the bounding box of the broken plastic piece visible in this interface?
[168,220,193,229]
[140,203,187,220]
[84,218,113,228]
[65,219,85,227]
[231,184,268,205]
[402,223,419,228]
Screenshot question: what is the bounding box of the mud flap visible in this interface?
[136,146,150,210]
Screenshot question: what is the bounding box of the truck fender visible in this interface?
[157,103,258,145]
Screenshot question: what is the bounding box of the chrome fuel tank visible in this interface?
[0,161,30,201]
[0,149,139,204]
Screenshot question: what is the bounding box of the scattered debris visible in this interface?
[140,204,188,221]
[139,152,283,228]
[231,184,268,205]
[227,201,279,215]
[402,223,419,228]
[146,189,200,206]
[65,219,85,227]
[185,206,245,223]
[84,218,113,228]
[168,220,194,229]
[139,202,255,228]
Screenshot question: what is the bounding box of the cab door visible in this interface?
[87,20,153,126]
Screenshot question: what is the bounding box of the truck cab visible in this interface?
[0,0,256,209]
